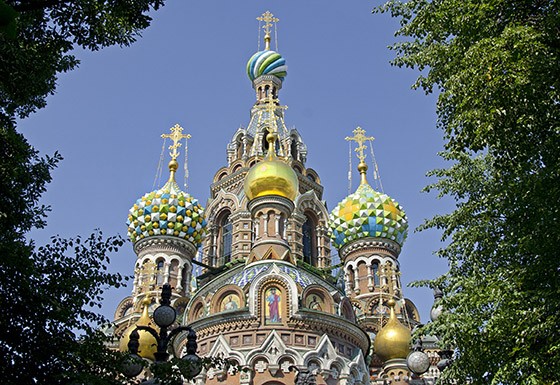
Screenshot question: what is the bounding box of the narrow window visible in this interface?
[156,260,164,285]
[291,136,298,160]
[220,213,233,264]
[302,214,317,265]
[373,262,380,286]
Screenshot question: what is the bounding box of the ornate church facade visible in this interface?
[109,12,440,385]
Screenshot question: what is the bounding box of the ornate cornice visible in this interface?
[248,195,295,214]
[188,311,259,339]
[188,309,369,355]
[340,237,401,260]
[134,236,197,259]
[230,210,251,221]
[289,311,370,353]
[211,169,247,195]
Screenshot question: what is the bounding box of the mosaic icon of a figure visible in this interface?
[266,287,281,323]
[222,295,239,311]
[308,295,322,311]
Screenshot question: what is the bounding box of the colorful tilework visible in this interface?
[329,183,408,249]
[126,179,207,247]
[228,263,314,288]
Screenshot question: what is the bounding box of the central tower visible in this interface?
[184,12,370,385]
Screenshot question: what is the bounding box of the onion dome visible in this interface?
[119,296,159,360]
[247,50,287,81]
[329,162,408,249]
[244,132,298,201]
[373,299,411,362]
[127,159,207,247]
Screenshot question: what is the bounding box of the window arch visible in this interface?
[373,262,380,286]
[290,136,298,160]
[218,211,233,265]
[236,135,244,160]
[302,213,317,266]
[156,258,164,286]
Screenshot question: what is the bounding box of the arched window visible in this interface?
[219,212,233,265]
[290,136,298,160]
[156,259,164,285]
[236,135,243,160]
[302,214,317,266]
[373,262,380,286]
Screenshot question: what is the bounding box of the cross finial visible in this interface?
[345,127,375,164]
[262,95,288,135]
[257,11,279,50]
[257,11,278,36]
[161,124,191,161]
[135,260,158,294]
[260,95,288,159]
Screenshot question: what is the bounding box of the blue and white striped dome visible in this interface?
[246,50,287,81]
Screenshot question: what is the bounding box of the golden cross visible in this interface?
[261,95,287,134]
[257,11,279,36]
[161,124,191,161]
[135,260,157,293]
[345,126,374,163]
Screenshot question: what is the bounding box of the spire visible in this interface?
[262,94,288,159]
[257,11,278,51]
[345,127,375,186]
[161,123,191,184]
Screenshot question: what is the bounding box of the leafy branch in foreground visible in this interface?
[0,0,165,120]
[1,231,130,385]
[376,0,560,383]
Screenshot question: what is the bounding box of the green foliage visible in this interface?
[0,123,130,384]
[0,0,164,120]
[376,0,560,383]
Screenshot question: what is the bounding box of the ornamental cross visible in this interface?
[345,126,374,163]
[135,260,157,293]
[257,11,279,36]
[262,95,287,134]
[161,124,191,161]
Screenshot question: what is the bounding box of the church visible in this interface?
[108,11,441,385]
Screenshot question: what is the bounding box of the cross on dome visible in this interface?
[161,123,191,161]
[257,11,279,51]
[262,95,288,135]
[345,126,374,164]
[345,126,375,185]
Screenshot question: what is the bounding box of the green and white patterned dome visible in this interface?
[127,177,207,247]
[329,183,408,249]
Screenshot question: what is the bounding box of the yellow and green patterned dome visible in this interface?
[127,161,207,247]
[329,170,408,249]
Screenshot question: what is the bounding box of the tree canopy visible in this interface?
[0,0,164,121]
[1,1,168,383]
[0,126,131,384]
[376,0,559,383]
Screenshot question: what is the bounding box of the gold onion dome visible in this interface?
[329,162,408,249]
[126,159,207,247]
[244,132,298,201]
[119,296,159,360]
[373,299,412,362]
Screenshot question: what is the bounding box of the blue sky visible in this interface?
[18,1,451,322]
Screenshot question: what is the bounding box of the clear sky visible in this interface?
[18,1,451,323]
